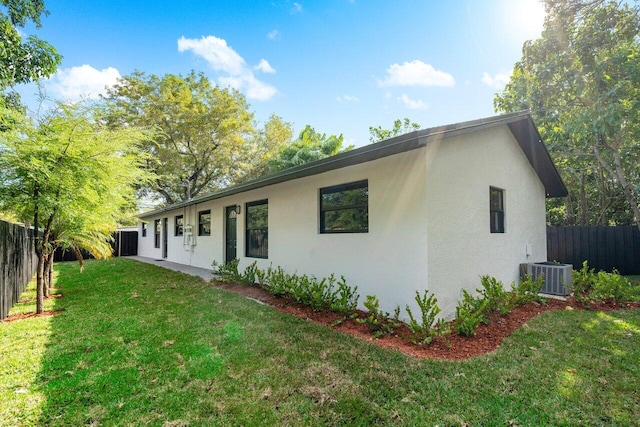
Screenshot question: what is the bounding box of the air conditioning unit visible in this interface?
[527,262,573,296]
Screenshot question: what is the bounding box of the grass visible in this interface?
[1,258,639,426]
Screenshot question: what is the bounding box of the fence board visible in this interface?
[547,226,640,275]
[0,220,37,320]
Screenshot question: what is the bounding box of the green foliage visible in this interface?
[368,118,421,143]
[267,124,353,173]
[104,71,289,205]
[405,290,450,345]
[478,275,511,315]
[495,0,640,228]
[0,0,61,95]
[359,295,396,338]
[454,290,489,337]
[571,261,596,304]
[590,271,635,303]
[330,276,360,315]
[511,274,546,306]
[212,259,241,283]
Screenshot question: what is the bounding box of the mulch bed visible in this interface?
[215,281,640,360]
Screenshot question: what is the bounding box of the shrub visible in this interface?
[511,274,546,306]
[359,295,396,338]
[212,259,241,283]
[478,275,511,315]
[405,290,450,345]
[241,261,259,285]
[330,276,360,315]
[590,270,634,303]
[454,290,488,337]
[571,261,595,304]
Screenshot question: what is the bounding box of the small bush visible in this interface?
[572,261,595,304]
[359,295,395,338]
[454,290,488,337]
[590,270,634,303]
[405,290,450,345]
[511,274,546,306]
[212,259,241,283]
[478,275,511,315]
[330,276,360,315]
[241,261,259,285]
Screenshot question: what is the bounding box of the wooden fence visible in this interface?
[547,226,640,275]
[54,230,138,262]
[0,220,37,320]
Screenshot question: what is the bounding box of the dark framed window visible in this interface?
[154,219,161,248]
[246,200,268,258]
[198,210,211,236]
[490,187,505,233]
[320,180,368,233]
[175,215,184,236]
[141,222,147,237]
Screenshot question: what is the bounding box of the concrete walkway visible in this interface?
[127,256,217,282]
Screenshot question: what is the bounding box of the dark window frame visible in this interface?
[175,215,184,236]
[141,222,147,237]
[198,209,211,236]
[154,219,161,248]
[320,180,369,234]
[245,199,268,259]
[490,187,505,233]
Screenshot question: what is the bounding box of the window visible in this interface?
[320,180,368,233]
[175,215,184,236]
[490,187,505,233]
[141,222,147,237]
[198,210,211,236]
[246,200,268,258]
[154,219,161,248]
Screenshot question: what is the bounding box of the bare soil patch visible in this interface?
[215,281,639,360]
[3,309,65,323]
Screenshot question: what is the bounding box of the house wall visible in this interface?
[424,126,548,318]
[138,149,430,317]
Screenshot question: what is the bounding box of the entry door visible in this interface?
[162,217,168,258]
[225,206,238,263]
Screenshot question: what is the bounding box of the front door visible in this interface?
[225,206,238,263]
[162,217,168,258]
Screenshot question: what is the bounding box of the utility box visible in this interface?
[526,262,573,296]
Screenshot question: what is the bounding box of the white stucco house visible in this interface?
[137,111,567,319]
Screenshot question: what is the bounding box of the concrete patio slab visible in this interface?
[127,256,217,282]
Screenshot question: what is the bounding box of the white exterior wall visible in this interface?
[424,126,548,318]
[139,149,430,317]
[138,124,550,320]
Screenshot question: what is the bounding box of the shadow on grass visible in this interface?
[30,258,640,426]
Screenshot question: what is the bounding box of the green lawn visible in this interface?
[1,258,639,426]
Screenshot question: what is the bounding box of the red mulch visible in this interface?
[2,309,65,323]
[215,281,640,360]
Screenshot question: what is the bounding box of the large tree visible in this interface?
[369,118,420,143]
[267,125,352,173]
[1,0,61,106]
[495,0,640,229]
[0,101,152,313]
[104,71,289,205]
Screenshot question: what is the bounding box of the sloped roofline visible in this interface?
[139,111,567,219]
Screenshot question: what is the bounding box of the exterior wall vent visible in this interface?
[527,262,573,296]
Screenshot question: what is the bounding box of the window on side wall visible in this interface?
[142,222,147,237]
[198,210,211,236]
[154,219,161,248]
[175,215,184,236]
[246,200,268,258]
[320,180,368,233]
[490,187,505,233]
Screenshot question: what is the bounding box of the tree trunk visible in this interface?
[36,253,45,314]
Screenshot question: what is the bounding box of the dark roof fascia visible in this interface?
[139,111,565,218]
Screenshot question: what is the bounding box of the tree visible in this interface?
[369,118,420,143]
[1,0,62,104]
[495,0,640,229]
[267,125,352,173]
[0,101,152,313]
[104,71,267,205]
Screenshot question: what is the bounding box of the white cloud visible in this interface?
[291,2,303,13]
[267,29,280,40]
[255,59,276,74]
[178,35,246,75]
[178,35,278,101]
[378,60,454,87]
[336,95,360,103]
[481,71,511,89]
[46,65,121,100]
[397,94,428,110]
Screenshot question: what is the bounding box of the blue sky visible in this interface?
[17,0,546,147]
